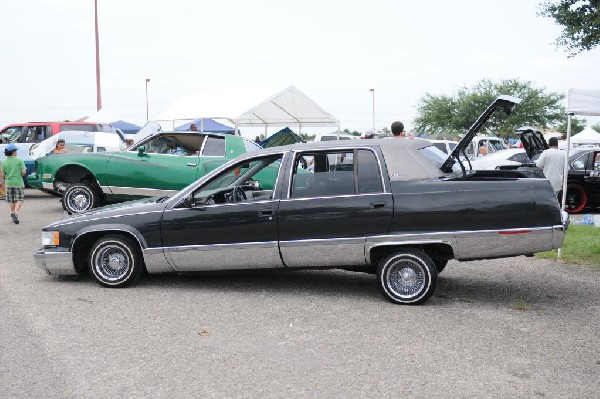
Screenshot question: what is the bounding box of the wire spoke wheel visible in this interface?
[93,244,131,282]
[88,235,143,288]
[377,249,437,305]
[63,183,98,214]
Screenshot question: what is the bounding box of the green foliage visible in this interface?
[539,0,600,57]
[554,116,588,134]
[592,123,600,133]
[413,79,565,137]
[536,224,600,268]
[342,129,361,136]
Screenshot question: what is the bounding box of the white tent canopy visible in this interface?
[151,86,339,134]
[236,86,339,129]
[567,89,600,116]
[570,126,600,145]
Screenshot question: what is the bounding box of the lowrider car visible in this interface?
[28,131,262,214]
[34,96,569,305]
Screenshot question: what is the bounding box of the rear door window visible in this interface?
[290,148,382,198]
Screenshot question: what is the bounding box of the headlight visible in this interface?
[42,231,60,246]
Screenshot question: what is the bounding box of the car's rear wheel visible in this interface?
[88,235,143,288]
[564,184,588,213]
[377,248,437,305]
[62,183,99,214]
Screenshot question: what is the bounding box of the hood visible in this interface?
[260,128,305,148]
[46,196,167,228]
[515,126,548,160]
[440,95,522,173]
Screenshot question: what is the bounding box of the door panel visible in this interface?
[278,148,393,268]
[104,152,200,194]
[161,201,281,271]
[160,152,286,271]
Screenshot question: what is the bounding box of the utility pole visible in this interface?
[369,89,375,130]
[94,0,102,111]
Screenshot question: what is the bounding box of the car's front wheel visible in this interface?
[377,249,437,305]
[62,183,100,214]
[88,235,143,288]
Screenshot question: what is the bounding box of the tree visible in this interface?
[592,123,600,133]
[413,79,566,137]
[554,116,587,134]
[538,1,600,57]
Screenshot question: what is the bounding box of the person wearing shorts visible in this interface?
[0,143,26,224]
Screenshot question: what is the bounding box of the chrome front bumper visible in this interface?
[34,248,78,275]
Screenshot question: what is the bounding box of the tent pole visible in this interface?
[558,113,573,259]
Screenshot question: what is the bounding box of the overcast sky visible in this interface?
[1,0,599,136]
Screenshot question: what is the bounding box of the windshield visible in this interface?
[419,145,462,173]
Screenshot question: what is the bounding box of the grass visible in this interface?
[511,302,530,311]
[536,224,600,268]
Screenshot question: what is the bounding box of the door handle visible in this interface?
[370,201,386,209]
[187,163,197,167]
[258,209,274,217]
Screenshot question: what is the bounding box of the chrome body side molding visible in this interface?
[100,185,179,197]
[164,241,283,272]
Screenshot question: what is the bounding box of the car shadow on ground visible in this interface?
[48,266,590,308]
[433,273,586,309]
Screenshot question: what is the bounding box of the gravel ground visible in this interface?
[0,190,598,398]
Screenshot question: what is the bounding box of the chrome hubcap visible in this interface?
[67,188,92,212]
[94,244,131,282]
[387,259,426,298]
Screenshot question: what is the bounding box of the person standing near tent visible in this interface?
[391,121,405,139]
[0,144,27,224]
[536,137,566,196]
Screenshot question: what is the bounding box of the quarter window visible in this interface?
[202,136,225,156]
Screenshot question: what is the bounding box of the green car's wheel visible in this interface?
[62,183,99,214]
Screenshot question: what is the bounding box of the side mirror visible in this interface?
[137,146,146,157]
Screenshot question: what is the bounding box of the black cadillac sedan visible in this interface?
[34,96,568,305]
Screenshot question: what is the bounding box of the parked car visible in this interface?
[34,95,568,305]
[29,130,126,160]
[464,136,507,159]
[427,139,458,156]
[0,121,117,179]
[28,131,261,214]
[312,132,360,141]
[469,148,533,170]
[561,147,600,212]
[482,126,600,213]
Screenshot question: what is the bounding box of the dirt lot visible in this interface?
[0,189,598,398]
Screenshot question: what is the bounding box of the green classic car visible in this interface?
[28,131,262,214]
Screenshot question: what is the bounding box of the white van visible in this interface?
[463,136,507,159]
[313,132,360,142]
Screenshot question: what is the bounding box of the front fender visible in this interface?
[71,223,148,251]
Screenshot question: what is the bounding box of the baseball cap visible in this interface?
[5,143,18,151]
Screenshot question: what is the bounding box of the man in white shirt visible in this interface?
[536,137,566,195]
